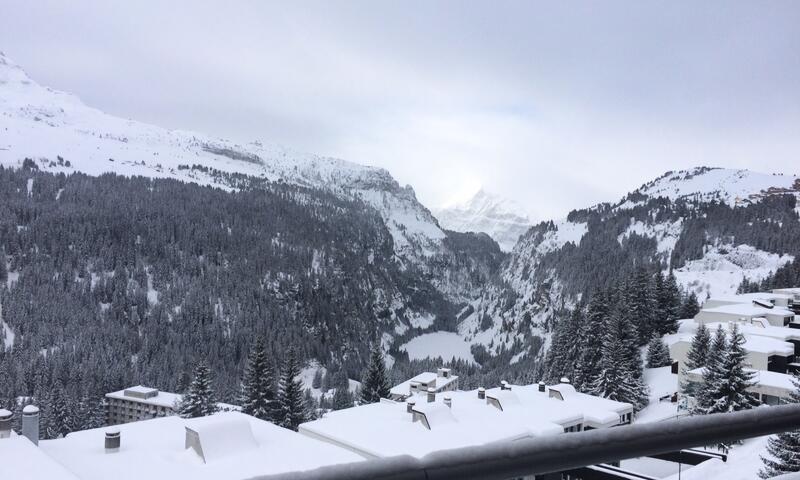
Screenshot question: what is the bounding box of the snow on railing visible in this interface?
[250,403,800,480]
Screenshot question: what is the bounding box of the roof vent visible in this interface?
[478,387,486,400]
[500,380,511,391]
[105,428,121,453]
[560,377,571,384]
[22,405,39,445]
[0,408,12,439]
[427,387,436,403]
[406,400,416,414]
[443,395,452,408]
[538,381,546,393]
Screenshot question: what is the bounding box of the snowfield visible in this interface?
[673,244,794,298]
[400,331,476,364]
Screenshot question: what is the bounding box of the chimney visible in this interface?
[427,387,436,403]
[0,408,12,439]
[560,377,570,385]
[538,381,546,393]
[501,380,511,391]
[437,367,451,378]
[406,399,416,414]
[478,387,486,400]
[105,427,121,453]
[22,405,39,445]
[443,395,452,409]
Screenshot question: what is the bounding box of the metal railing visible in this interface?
[250,403,800,480]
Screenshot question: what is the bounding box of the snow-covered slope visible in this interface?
[459,166,800,357]
[0,51,445,264]
[434,189,532,251]
[631,166,800,206]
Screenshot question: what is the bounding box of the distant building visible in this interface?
[388,368,459,401]
[694,303,795,327]
[703,292,794,309]
[104,386,181,425]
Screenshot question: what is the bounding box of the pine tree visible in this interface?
[360,342,391,404]
[760,371,800,478]
[627,267,659,345]
[680,292,701,319]
[48,388,74,439]
[545,305,584,384]
[590,310,649,411]
[681,322,711,398]
[695,324,756,416]
[331,370,354,410]
[240,338,277,421]
[179,362,218,418]
[277,348,307,431]
[645,334,672,368]
[574,290,610,390]
[657,272,682,334]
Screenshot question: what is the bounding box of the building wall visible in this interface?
[105,397,175,425]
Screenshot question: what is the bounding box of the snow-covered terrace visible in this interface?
[39,412,362,480]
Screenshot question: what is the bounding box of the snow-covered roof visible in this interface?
[184,414,258,463]
[706,292,793,306]
[699,304,794,317]
[516,383,632,427]
[742,336,795,356]
[300,388,564,459]
[39,412,362,480]
[105,386,181,409]
[1,433,81,480]
[389,371,459,397]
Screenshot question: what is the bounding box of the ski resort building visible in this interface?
[694,303,795,327]
[671,322,797,377]
[703,292,794,309]
[105,386,240,425]
[104,386,181,425]
[388,368,459,401]
[299,381,632,465]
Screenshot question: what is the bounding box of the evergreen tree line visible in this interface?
[0,166,474,437]
[545,268,695,411]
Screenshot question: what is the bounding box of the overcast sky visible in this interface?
[1,1,799,219]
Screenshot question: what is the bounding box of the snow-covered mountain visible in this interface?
[459,166,800,359]
[0,51,446,266]
[434,189,532,252]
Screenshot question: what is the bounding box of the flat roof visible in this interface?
[709,293,793,303]
[105,387,181,409]
[688,368,795,392]
[673,324,795,356]
[699,304,794,317]
[40,412,362,480]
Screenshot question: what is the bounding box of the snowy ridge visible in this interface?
[0,51,445,264]
[434,189,532,251]
[632,166,800,206]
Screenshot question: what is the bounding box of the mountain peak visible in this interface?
[435,190,532,252]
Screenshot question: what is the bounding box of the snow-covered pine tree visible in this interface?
[240,338,277,421]
[760,370,800,478]
[645,334,672,368]
[680,292,701,319]
[179,362,218,418]
[590,310,649,411]
[277,348,307,431]
[627,267,659,345]
[709,323,756,413]
[692,325,728,415]
[545,304,585,384]
[360,342,391,404]
[331,370,354,410]
[48,388,74,439]
[574,289,610,390]
[680,321,711,398]
[657,271,682,334]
